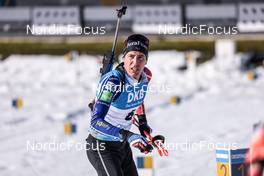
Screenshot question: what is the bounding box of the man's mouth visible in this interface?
[131,67,140,73]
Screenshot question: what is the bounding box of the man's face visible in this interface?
[123,51,147,80]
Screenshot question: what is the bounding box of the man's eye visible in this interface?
[138,57,144,61]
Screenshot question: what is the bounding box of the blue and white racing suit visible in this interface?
[89,66,151,142]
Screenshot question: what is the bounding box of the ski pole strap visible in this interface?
[132,116,168,156]
[143,131,169,157]
[152,135,169,156]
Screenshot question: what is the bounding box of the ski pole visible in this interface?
[100,6,127,77]
[90,6,127,110]
[111,6,127,55]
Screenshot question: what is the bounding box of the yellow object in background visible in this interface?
[169,96,181,105]
[217,163,230,176]
[186,52,193,63]
[247,71,257,81]
[101,0,118,6]
[216,148,248,176]
[64,122,72,135]
[136,156,154,176]
[144,156,153,169]
[64,122,77,135]
[64,53,72,62]
[64,51,78,62]
[12,98,23,109]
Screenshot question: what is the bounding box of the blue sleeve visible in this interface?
[90,74,123,141]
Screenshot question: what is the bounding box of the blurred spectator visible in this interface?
[0,0,16,6]
[241,53,264,71]
[246,122,264,176]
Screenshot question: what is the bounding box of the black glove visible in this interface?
[120,129,153,154]
[137,114,152,138]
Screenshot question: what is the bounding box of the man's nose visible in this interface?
[132,56,139,64]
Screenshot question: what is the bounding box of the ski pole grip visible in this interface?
[117,6,127,18]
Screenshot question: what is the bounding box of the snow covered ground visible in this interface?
[0,51,263,176]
